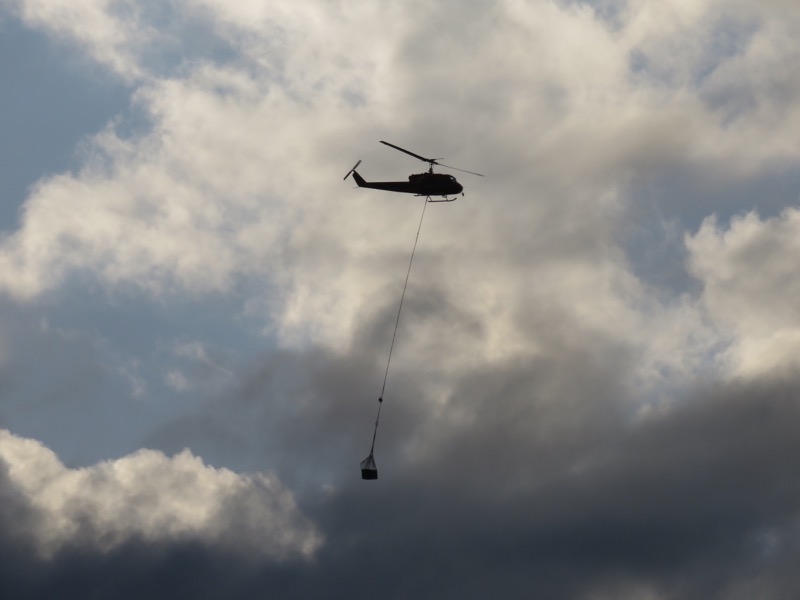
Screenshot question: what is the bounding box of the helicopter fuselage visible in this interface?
[350,170,463,197]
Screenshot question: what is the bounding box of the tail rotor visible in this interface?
[343,160,362,181]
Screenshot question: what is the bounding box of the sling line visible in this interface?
[368,196,429,457]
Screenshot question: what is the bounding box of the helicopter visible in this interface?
[344,141,483,202]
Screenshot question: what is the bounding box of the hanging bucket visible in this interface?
[360,453,378,480]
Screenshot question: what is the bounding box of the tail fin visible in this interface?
[343,160,362,181]
[351,170,367,187]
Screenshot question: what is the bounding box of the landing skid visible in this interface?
[417,193,464,203]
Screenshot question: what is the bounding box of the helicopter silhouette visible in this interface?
[344,141,483,202]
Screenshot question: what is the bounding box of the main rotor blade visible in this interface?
[438,163,485,177]
[380,140,436,164]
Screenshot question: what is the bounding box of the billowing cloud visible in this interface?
[0,429,322,559]
[3,0,800,598]
[2,0,798,355]
[8,0,150,80]
[687,208,800,376]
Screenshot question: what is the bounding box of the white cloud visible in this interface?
[2,0,800,388]
[9,0,150,80]
[687,209,800,376]
[168,340,237,392]
[0,428,323,558]
[165,369,190,392]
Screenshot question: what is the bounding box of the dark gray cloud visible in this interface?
[116,277,798,598]
[4,357,800,599]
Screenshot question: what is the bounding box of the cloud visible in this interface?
[232,358,800,599]
[3,1,800,598]
[280,369,800,600]
[687,208,800,376]
[6,352,800,599]
[0,0,795,352]
[0,429,322,559]
[9,0,150,80]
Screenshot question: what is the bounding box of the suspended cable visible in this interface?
[381,197,428,399]
[361,196,430,480]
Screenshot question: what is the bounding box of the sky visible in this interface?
[1,0,800,597]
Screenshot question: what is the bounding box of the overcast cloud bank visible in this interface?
[1,0,800,598]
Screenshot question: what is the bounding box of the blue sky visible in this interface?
[0,22,127,226]
[2,1,800,598]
